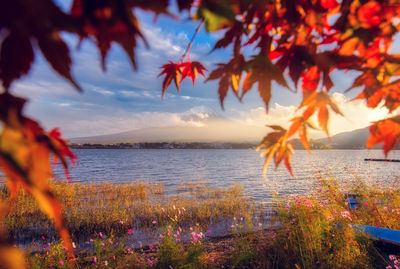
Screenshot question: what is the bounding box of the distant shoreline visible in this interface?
[69,142,257,150]
[69,142,372,150]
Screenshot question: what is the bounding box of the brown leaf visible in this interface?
[0,33,34,89]
[176,0,195,11]
[207,55,245,108]
[37,32,81,91]
[0,93,26,126]
[218,76,229,109]
[212,22,242,51]
[243,55,289,111]
[71,0,147,71]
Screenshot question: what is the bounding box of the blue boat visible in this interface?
[352,224,400,246]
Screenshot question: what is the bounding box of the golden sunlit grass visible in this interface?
[1,181,259,242]
[4,176,400,268]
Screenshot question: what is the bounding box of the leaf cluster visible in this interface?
[161,0,400,179]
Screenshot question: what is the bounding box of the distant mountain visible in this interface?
[316,127,370,149]
[70,109,382,149]
[70,110,268,144]
[291,139,332,150]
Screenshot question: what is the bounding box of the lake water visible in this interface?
[54,149,400,204]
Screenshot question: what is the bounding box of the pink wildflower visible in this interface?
[99,232,103,238]
[60,261,64,266]
[341,211,352,221]
[128,229,133,234]
[94,257,97,263]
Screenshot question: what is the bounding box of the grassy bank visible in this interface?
[4,177,400,268]
[1,181,262,242]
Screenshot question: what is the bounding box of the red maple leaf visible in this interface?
[180,61,207,85]
[159,61,182,98]
[49,128,78,183]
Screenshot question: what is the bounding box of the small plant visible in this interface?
[29,240,68,269]
[156,204,206,268]
[386,254,400,269]
[157,231,185,268]
[229,214,259,268]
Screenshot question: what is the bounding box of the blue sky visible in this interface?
[8,2,396,139]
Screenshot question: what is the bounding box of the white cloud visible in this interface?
[119,90,140,97]
[141,23,187,58]
[11,80,79,99]
[57,106,218,138]
[59,103,71,107]
[235,93,390,138]
[181,95,192,100]
[237,104,298,128]
[91,87,115,96]
[328,92,389,135]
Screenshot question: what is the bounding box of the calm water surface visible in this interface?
[54,149,400,204]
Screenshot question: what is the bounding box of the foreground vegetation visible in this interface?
[3,177,400,268]
[1,181,261,243]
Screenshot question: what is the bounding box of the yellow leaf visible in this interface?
[0,127,29,169]
[30,143,52,189]
[231,74,240,92]
[339,38,358,56]
[0,246,27,269]
[318,106,330,136]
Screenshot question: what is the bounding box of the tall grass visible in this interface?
[259,176,400,268]
[5,176,400,268]
[1,181,258,242]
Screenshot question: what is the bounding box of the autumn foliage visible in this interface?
[0,0,399,267]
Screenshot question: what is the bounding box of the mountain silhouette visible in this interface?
[70,109,268,144]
